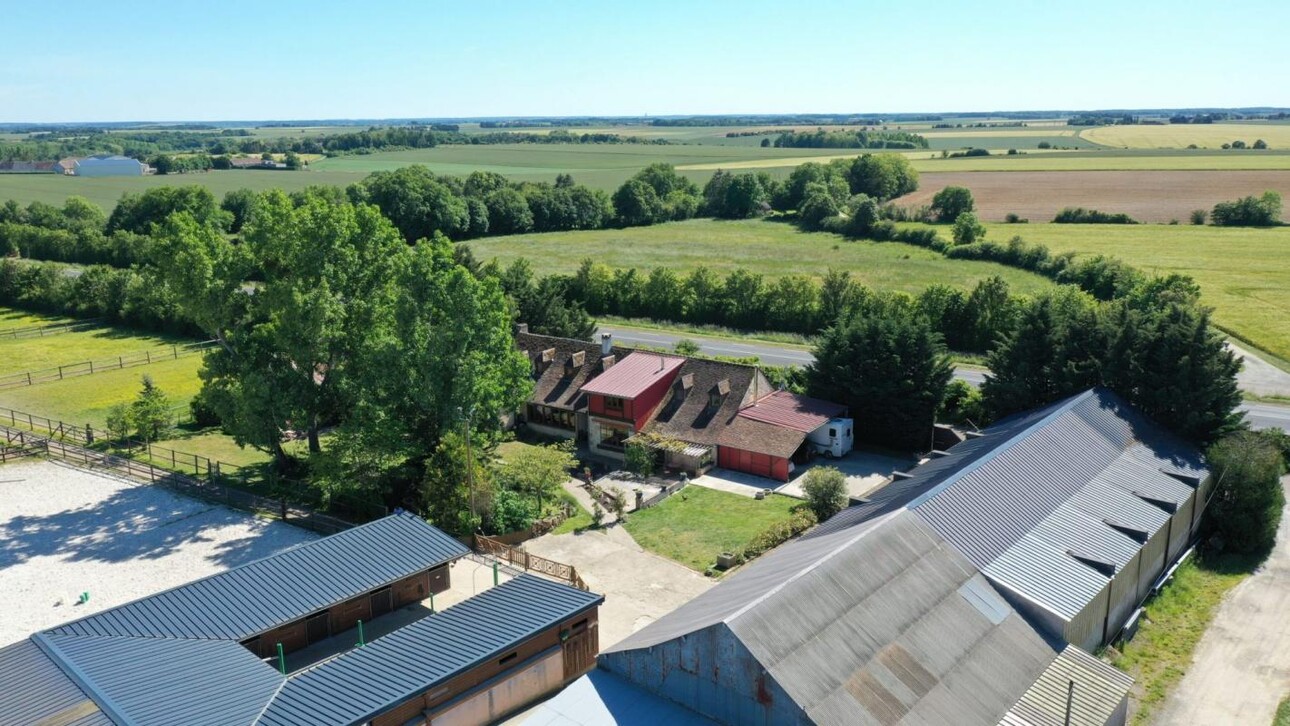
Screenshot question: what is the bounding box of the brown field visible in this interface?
[897,170,1290,223]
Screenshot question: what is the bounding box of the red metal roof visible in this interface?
[736,390,847,432]
[580,352,684,398]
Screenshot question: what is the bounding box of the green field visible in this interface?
[0,169,363,209]
[981,223,1290,366]
[0,354,203,428]
[0,307,77,331]
[0,322,195,375]
[623,485,799,571]
[469,218,1057,296]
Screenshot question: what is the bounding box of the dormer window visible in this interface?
[708,379,730,409]
[564,351,585,378]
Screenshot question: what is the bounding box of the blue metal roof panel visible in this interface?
[38,633,282,726]
[258,574,603,726]
[48,513,469,642]
[0,638,113,726]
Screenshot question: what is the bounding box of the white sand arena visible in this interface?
[0,459,319,645]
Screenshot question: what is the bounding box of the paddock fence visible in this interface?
[0,340,217,390]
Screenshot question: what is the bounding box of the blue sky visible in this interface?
[2,0,1286,122]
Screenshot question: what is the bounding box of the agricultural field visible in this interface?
[0,321,195,375]
[978,223,1290,366]
[0,307,77,330]
[899,169,1290,223]
[1081,123,1290,149]
[0,168,360,209]
[468,218,1058,296]
[0,355,204,429]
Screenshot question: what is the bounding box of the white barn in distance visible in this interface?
[70,154,147,177]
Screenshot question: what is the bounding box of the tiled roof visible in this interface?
[643,358,768,446]
[516,332,627,412]
[716,415,806,459]
[735,390,847,432]
[579,352,684,399]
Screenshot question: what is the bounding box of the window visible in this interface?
[708,392,722,409]
[828,428,837,438]
[603,396,625,413]
[498,651,518,666]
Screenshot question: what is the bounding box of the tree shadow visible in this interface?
[0,480,310,571]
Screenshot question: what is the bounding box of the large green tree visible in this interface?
[807,299,953,450]
[1204,431,1286,554]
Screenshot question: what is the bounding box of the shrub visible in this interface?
[1253,139,1269,150]
[1053,207,1138,224]
[1190,208,1208,225]
[591,501,605,527]
[1007,148,1018,155]
[1211,191,1282,227]
[739,508,817,562]
[673,338,701,356]
[625,441,655,477]
[930,186,975,223]
[188,390,222,428]
[802,467,848,521]
[1037,141,1052,149]
[1004,213,1028,224]
[952,212,986,245]
[1204,431,1286,554]
[939,379,987,426]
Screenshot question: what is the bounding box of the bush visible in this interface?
[952,212,986,245]
[188,390,222,428]
[738,508,817,562]
[625,441,656,477]
[939,379,987,426]
[930,186,975,223]
[1253,139,1268,150]
[802,466,848,521]
[1037,141,1052,149]
[1205,431,1286,555]
[1211,191,1282,227]
[1190,208,1208,225]
[1053,207,1138,224]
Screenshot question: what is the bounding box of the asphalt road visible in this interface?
[599,324,1286,431]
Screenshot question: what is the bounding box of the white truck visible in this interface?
[807,417,854,459]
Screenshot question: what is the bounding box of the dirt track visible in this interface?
[897,170,1290,223]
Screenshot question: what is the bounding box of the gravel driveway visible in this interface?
[1156,477,1290,725]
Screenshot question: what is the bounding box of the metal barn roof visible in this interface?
[0,639,112,726]
[603,510,1131,725]
[579,352,684,398]
[260,574,603,726]
[1001,646,1134,726]
[735,389,846,432]
[49,512,469,641]
[35,633,283,726]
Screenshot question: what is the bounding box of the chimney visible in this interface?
[514,322,528,335]
[601,333,612,356]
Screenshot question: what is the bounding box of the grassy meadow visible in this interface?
[982,223,1290,366]
[623,485,799,571]
[0,307,78,331]
[0,323,195,375]
[468,218,1058,296]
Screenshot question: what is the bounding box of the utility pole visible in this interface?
[457,405,478,529]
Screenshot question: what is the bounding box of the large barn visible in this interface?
[0,513,603,726]
[809,387,1210,652]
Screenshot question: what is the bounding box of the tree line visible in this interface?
[772,129,929,150]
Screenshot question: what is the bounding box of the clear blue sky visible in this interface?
[2,0,1286,123]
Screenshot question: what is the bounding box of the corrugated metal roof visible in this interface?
[1000,645,1133,726]
[984,534,1112,620]
[735,390,847,433]
[579,352,683,398]
[259,574,602,726]
[0,639,112,726]
[520,670,718,725]
[49,512,468,641]
[604,510,1131,725]
[37,633,282,726]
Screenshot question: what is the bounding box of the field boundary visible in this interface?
[0,405,388,524]
[0,340,216,390]
[0,318,104,339]
[0,424,361,536]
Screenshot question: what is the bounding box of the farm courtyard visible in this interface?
[0,458,318,645]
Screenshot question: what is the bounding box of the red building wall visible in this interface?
[586,368,679,430]
[718,447,790,482]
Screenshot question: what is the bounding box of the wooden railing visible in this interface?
[0,318,103,340]
[475,534,589,591]
[0,340,216,390]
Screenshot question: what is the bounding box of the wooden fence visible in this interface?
[0,340,216,390]
[0,318,103,340]
[0,427,42,463]
[0,405,388,524]
[0,423,360,535]
[475,534,589,591]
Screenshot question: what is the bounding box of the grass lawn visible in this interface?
[0,321,198,375]
[1276,695,1290,726]
[623,485,799,572]
[1111,553,1260,725]
[983,222,1290,367]
[550,490,594,535]
[0,306,78,331]
[470,218,1057,297]
[0,355,204,427]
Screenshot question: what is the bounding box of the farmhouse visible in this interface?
[515,330,849,481]
[69,154,147,177]
[809,387,1210,652]
[0,160,57,173]
[0,512,604,726]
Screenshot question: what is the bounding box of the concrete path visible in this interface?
[1229,341,1290,399]
[1156,477,1290,726]
[523,491,712,649]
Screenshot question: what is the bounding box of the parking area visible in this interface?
[0,459,319,646]
[695,448,913,501]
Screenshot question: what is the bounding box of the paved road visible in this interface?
[599,325,1284,431]
[1155,477,1290,726]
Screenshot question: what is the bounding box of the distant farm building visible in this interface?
[69,154,147,177]
[0,160,57,173]
[0,513,603,726]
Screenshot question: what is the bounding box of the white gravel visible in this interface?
[0,459,319,646]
